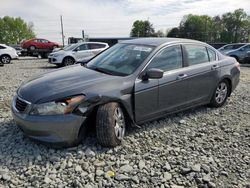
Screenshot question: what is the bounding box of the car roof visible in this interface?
[77,42,108,45]
[119,37,206,47]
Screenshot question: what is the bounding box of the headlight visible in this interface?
[30,95,85,115]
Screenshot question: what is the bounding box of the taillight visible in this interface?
[235,62,240,71]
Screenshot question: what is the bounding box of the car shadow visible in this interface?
[125,105,210,136]
[0,104,214,168]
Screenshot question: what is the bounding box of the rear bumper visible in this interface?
[231,68,240,92]
[11,104,86,146]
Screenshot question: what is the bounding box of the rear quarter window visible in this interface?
[207,48,217,61]
[89,43,106,49]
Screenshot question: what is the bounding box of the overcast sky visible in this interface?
[1,0,250,44]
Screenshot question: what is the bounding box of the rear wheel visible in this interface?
[210,80,230,107]
[63,57,75,66]
[96,103,126,147]
[0,55,11,64]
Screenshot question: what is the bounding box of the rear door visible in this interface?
[182,44,221,104]
[88,43,107,56]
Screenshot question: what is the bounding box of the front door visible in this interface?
[134,45,189,122]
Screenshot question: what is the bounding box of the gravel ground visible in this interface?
[0,59,249,188]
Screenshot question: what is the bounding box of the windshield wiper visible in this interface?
[91,66,114,75]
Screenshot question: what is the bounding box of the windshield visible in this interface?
[223,44,245,50]
[87,43,154,76]
[64,43,79,51]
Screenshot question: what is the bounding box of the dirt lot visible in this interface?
[0,59,250,188]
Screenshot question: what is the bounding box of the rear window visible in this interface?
[0,45,6,49]
[185,45,209,65]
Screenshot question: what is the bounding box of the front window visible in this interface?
[64,43,79,51]
[87,43,154,76]
[147,45,183,72]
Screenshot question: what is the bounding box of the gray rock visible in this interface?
[138,160,146,170]
[180,167,191,175]
[179,119,186,124]
[163,162,171,171]
[131,176,140,184]
[0,168,9,176]
[44,176,51,184]
[202,174,211,183]
[96,169,104,176]
[192,164,201,172]
[208,181,216,188]
[220,171,228,177]
[115,174,130,181]
[75,165,82,172]
[162,172,172,181]
[85,148,95,157]
[120,164,133,173]
[201,164,210,173]
[2,174,11,181]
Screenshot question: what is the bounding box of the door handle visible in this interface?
[211,65,220,70]
[177,73,188,80]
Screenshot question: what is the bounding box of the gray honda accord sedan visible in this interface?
[12,38,240,147]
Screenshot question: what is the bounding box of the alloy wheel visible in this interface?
[1,56,10,64]
[215,82,228,104]
[113,107,125,140]
[64,58,74,66]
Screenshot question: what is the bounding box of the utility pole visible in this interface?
[60,15,65,47]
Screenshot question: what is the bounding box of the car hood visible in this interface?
[50,50,67,56]
[17,65,128,104]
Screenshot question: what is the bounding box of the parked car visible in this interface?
[48,42,109,66]
[218,43,246,53]
[220,43,250,63]
[21,38,59,51]
[52,44,73,53]
[9,44,23,56]
[12,38,240,147]
[0,44,18,64]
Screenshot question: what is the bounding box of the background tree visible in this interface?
[166,9,250,43]
[0,16,36,44]
[130,20,155,37]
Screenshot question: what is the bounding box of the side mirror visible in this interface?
[142,68,164,80]
[240,48,245,51]
[74,48,79,52]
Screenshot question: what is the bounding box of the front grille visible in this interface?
[15,97,28,112]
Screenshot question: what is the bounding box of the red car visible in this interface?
[21,38,59,50]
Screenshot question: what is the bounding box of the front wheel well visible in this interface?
[62,56,75,63]
[0,54,11,59]
[77,101,133,139]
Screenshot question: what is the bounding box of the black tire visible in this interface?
[0,55,11,64]
[96,102,126,147]
[63,57,75,66]
[29,45,36,51]
[210,80,230,108]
